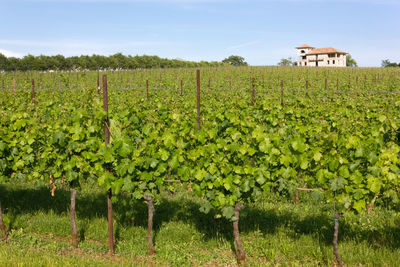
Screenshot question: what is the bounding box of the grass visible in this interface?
[1,182,400,266]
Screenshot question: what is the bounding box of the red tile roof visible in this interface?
[296,44,315,49]
[306,47,347,55]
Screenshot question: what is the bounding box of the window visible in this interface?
[302,56,306,60]
[327,60,330,64]
[333,60,336,64]
[301,50,305,53]
[305,62,307,66]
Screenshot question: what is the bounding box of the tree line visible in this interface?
[0,53,247,72]
[382,60,400,68]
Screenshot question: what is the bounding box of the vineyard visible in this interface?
[1,66,400,266]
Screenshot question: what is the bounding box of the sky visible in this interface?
[0,0,399,67]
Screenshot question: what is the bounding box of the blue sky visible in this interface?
[0,0,399,66]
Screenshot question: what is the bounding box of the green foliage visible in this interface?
[0,53,225,71]
[382,59,400,68]
[222,55,248,66]
[277,57,296,66]
[346,54,358,67]
[0,66,400,218]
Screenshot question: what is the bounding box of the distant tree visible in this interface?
[278,57,295,66]
[222,55,248,66]
[6,57,20,71]
[0,53,227,71]
[346,54,358,67]
[381,59,399,67]
[0,53,8,71]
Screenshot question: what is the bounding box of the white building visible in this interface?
[296,44,347,67]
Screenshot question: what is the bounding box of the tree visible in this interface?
[222,55,248,66]
[0,53,8,71]
[346,54,358,67]
[381,59,399,67]
[0,53,227,71]
[278,57,295,66]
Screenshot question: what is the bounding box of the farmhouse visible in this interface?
[296,44,347,67]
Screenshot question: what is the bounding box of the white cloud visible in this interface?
[0,39,184,58]
[0,49,23,58]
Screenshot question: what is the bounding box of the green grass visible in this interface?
[1,183,400,266]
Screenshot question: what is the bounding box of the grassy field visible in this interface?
[1,182,400,266]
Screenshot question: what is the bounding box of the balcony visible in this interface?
[308,58,324,62]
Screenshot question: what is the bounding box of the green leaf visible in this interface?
[241,180,250,192]
[280,154,292,167]
[330,177,345,191]
[119,142,132,157]
[222,206,235,220]
[378,115,386,123]
[367,177,381,194]
[353,199,366,213]
[195,169,207,181]
[300,159,309,170]
[159,148,169,161]
[328,158,339,172]
[259,140,271,153]
[291,139,306,153]
[338,166,350,178]
[355,147,364,158]
[208,163,218,175]
[103,148,114,163]
[148,158,159,169]
[313,151,323,162]
[311,191,323,201]
[256,173,266,185]
[199,202,212,214]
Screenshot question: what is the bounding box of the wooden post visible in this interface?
[0,202,8,240]
[333,213,344,267]
[58,77,61,93]
[325,78,327,91]
[251,78,255,106]
[69,188,78,247]
[364,75,367,90]
[12,79,16,95]
[97,71,100,95]
[146,80,149,100]
[324,78,328,99]
[31,79,35,104]
[180,79,183,96]
[233,203,245,265]
[102,75,114,255]
[280,80,284,106]
[336,78,339,95]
